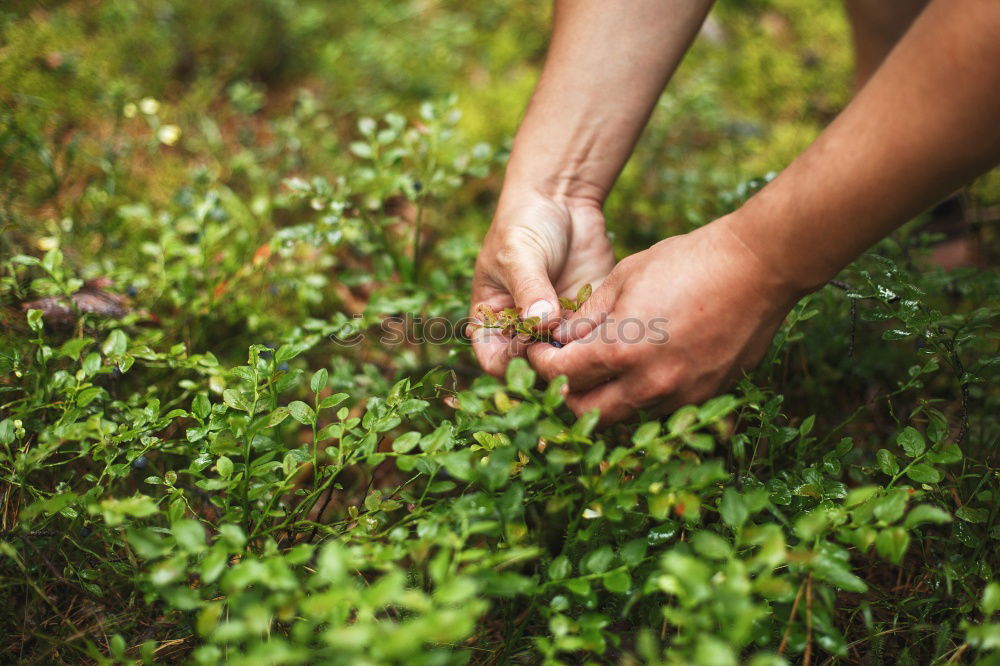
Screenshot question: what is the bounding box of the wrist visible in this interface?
[498,169,608,213]
[494,181,607,232]
[716,211,816,307]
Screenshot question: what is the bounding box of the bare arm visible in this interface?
[502,0,714,206]
[733,0,1000,296]
[529,0,1000,425]
[470,0,713,376]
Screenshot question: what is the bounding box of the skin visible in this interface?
[472,0,1000,426]
[844,0,929,90]
[470,0,712,374]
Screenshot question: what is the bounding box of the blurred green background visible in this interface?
[3,0,996,265]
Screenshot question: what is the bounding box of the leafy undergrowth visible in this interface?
[2,2,1000,665]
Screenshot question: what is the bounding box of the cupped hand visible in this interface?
[526,215,802,426]
[470,192,615,377]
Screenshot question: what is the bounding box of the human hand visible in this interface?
[470,192,615,377]
[527,215,802,426]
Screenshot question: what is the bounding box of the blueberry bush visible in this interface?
[2,1,999,664]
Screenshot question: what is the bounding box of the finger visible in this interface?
[497,247,561,330]
[553,271,620,343]
[471,326,531,378]
[526,328,621,393]
[468,276,522,376]
[566,369,690,427]
[564,379,640,427]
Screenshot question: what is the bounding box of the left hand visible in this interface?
[527,215,802,426]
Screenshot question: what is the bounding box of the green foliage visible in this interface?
[2,1,999,664]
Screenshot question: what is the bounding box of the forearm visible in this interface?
[501,0,713,207]
[731,0,1000,295]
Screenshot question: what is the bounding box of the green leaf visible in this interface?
[319,393,349,410]
[392,431,421,454]
[21,492,78,520]
[620,539,648,567]
[691,531,732,560]
[125,527,169,559]
[632,421,661,447]
[602,569,631,594]
[222,389,249,412]
[719,489,749,530]
[102,329,128,358]
[92,495,158,526]
[875,526,910,564]
[667,405,698,435]
[59,337,93,359]
[873,489,908,524]
[505,358,536,395]
[983,582,1000,616]
[795,509,832,541]
[906,462,941,484]
[349,141,374,159]
[266,406,290,428]
[26,308,44,333]
[274,342,309,363]
[216,456,233,479]
[82,352,102,376]
[697,394,739,423]
[876,449,899,476]
[76,386,103,407]
[965,623,1000,650]
[845,486,879,508]
[897,426,925,458]
[925,443,962,464]
[42,247,63,272]
[543,376,567,410]
[548,555,572,580]
[955,506,990,524]
[218,524,247,550]
[192,394,211,420]
[583,546,614,574]
[811,552,868,593]
[288,400,316,425]
[172,519,207,553]
[200,547,228,584]
[903,504,951,528]
[571,409,600,440]
[799,414,816,437]
[310,368,329,393]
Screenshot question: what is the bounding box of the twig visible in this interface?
[778,577,807,655]
[804,574,814,666]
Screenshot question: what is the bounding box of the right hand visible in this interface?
[469,191,615,377]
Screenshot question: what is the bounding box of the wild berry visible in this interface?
[550,340,564,349]
[126,285,138,298]
[132,455,148,470]
[79,526,91,538]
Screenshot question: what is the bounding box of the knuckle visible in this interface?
[594,341,626,370]
[615,340,643,366]
[494,244,521,272]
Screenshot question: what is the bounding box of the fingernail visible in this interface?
[526,300,554,321]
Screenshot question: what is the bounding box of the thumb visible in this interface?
[502,249,560,329]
